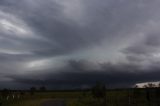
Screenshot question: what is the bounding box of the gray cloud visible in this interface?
[0,0,160,89]
[0,0,156,56]
[7,60,160,89]
[123,32,160,64]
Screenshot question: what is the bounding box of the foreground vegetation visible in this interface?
[68,88,160,106]
[0,87,160,106]
[0,90,80,106]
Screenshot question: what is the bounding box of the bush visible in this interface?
[91,83,106,98]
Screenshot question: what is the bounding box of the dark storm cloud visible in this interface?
[0,0,105,58]
[0,0,160,89]
[8,60,160,89]
[0,0,157,56]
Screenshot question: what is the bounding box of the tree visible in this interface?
[1,88,10,98]
[91,83,107,106]
[20,91,25,96]
[30,87,36,95]
[39,86,46,91]
[143,85,148,88]
[158,83,160,88]
[134,85,138,88]
[91,83,106,98]
[147,83,156,88]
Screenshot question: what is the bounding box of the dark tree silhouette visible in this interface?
[30,87,37,95]
[91,83,106,98]
[1,88,10,98]
[147,83,156,88]
[20,91,25,96]
[91,83,107,106]
[39,86,46,91]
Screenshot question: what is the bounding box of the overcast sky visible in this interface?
[0,0,160,89]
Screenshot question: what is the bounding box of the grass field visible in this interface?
[0,88,160,106]
[0,91,82,106]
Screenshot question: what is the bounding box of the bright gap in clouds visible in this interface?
[0,48,33,55]
[0,19,27,34]
[27,57,67,71]
[0,10,42,39]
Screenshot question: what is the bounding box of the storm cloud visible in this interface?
[7,60,160,89]
[0,0,160,89]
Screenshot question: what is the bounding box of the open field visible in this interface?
[0,88,160,106]
[0,91,82,106]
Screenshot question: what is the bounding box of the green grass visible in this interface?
[5,99,46,106]
[0,94,46,106]
[0,91,82,106]
[67,89,160,106]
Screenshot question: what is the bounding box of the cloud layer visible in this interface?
[0,0,160,89]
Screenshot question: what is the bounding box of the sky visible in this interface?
[0,0,160,89]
